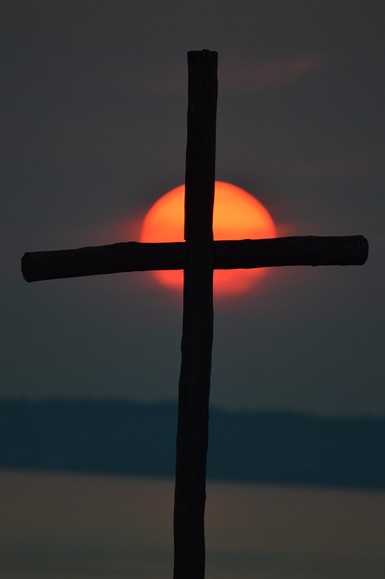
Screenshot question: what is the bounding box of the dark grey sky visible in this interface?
[3,1,384,415]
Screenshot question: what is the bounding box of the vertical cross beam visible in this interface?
[173,50,218,579]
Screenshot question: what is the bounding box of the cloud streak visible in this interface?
[220,54,329,91]
[146,54,329,94]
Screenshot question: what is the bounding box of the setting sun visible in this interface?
[140,181,277,296]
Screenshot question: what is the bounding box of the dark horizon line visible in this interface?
[1,395,384,420]
[2,397,384,491]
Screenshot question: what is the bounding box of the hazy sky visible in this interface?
[3,0,384,415]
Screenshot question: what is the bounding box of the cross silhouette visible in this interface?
[22,50,368,579]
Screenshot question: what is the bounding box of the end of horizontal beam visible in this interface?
[21,242,187,282]
[214,235,369,269]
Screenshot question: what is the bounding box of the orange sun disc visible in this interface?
[140,181,277,296]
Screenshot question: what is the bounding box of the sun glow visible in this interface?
[140,181,277,296]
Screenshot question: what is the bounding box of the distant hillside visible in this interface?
[1,399,384,490]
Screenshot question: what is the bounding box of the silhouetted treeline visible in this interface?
[1,398,384,490]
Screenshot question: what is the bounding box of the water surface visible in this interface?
[1,471,384,578]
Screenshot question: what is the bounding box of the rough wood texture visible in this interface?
[173,50,217,579]
[214,235,369,268]
[21,242,187,282]
[22,235,369,282]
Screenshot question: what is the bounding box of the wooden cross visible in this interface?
[22,50,368,579]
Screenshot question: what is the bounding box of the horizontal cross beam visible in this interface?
[22,235,368,282]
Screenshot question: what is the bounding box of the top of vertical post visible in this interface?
[184,50,218,242]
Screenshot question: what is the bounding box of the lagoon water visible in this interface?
[1,470,384,578]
